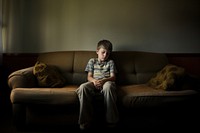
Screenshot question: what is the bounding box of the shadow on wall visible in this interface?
[115,44,138,51]
[115,43,152,52]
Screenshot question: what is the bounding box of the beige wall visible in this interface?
[3,0,200,53]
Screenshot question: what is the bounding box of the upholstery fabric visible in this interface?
[10,86,79,104]
[7,67,37,89]
[118,84,197,108]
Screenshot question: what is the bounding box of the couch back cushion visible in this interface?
[111,51,168,85]
[37,51,168,86]
[37,51,75,85]
[37,51,96,85]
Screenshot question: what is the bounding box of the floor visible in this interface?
[1,98,200,133]
[1,107,199,133]
[0,105,120,133]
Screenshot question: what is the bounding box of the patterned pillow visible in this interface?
[33,61,66,87]
[147,64,185,90]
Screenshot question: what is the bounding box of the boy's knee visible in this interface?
[104,81,115,86]
[103,81,116,90]
[79,83,86,89]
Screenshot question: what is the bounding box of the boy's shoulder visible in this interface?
[88,58,98,64]
[89,58,114,61]
[107,58,115,63]
[88,58,97,62]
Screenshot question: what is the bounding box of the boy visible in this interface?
[76,39,119,130]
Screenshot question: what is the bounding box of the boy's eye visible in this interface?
[102,52,106,54]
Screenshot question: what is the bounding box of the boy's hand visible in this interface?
[93,79,105,90]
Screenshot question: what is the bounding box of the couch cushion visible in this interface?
[111,51,168,85]
[147,64,185,91]
[10,86,79,105]
[36,51,168,85]
[33,61,66,87]
[118,84,197,108]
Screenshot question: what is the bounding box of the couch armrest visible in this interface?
[8,67,37,89]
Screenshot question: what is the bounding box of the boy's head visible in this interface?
[96,40,113,62]
[97,40,113,52]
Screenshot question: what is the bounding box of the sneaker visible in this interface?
[80,123,91,130]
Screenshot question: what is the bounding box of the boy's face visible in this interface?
[96,48,110,62]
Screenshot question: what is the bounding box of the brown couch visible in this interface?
[8,51,199,130]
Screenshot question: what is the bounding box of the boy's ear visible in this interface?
[96,50,99,54]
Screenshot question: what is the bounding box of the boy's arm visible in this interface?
[87,72,95,82]
[101,73,116,82]
[87,72,116,90]
[87,72,100,89]
[87,72,116,83]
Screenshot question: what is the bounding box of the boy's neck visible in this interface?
[98,58,107,63]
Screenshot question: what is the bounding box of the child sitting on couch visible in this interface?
[76,39,119,130]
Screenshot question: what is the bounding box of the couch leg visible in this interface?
[12,104,26,131]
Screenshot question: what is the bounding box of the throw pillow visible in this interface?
[33,61,66,87]
[147,64,185,91]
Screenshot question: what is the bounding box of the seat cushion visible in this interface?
[118,84,198,108]
[10,85,79,105]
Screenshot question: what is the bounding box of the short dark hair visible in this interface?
[97,40,113,52]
